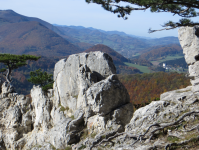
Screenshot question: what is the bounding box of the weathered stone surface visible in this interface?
[0,92,32,149]
[0,51,133,150]
[31,85,52,129]
[53,51,116,109]
[126,86,192,133]
[85,74,130,115]
[1,82,15,98]
[101,86,198,150]
[178,26,199,95]
[86,103,134,135]
[178,26,199,65]
[188,61,199,78]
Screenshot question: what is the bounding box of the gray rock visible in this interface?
[178,26,199,65]
[125,86,193,134]
[188,61,199,78]
[1,82,15,98]
[0,51,133,150]
[53,51,116,109]
[31,85,52,129]
[85,74,130,115]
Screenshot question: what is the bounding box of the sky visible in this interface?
[0,0,195,38]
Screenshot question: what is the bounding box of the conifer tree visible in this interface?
[28,68,53,92]
[0,54,40,84]
[86,0,199,32]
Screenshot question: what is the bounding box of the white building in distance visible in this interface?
[163,63,167,68]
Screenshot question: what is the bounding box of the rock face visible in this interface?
[178,26,199,65]
[0,93,32,150]
[0,51,133,150]
[1,81,15,98]
[179,26,199,95]
[53,52,116,109]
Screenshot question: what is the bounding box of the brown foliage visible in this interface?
[118,72,190,109]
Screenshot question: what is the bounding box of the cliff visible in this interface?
[0,27,199,150]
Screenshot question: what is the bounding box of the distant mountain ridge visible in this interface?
[0,10,82,57]
[0,9,181,61]
[53,24,155,39]
[54,24,180,58]
[0,10,61,34]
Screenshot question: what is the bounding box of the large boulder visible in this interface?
[53,51,117,112]
[50,51,133,148]
[53,52,133,133]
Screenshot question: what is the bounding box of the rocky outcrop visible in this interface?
[94,85,198,150]
[52,51,133,139]
[179,26,199,95]
[178,26,199,65]
[0,92,32,149]
[53,52,116,109]
[1,27,199,150]
[0,51,133,150]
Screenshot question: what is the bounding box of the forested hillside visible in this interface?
[139,44,183,61]
[160,57,188,68]
[0,10,181,60]
[0,21,82,57]
[118,72,190,109]
[84,44,128,65]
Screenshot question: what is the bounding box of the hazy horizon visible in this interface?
[0,0,196,38]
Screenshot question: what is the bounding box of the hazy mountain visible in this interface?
[53,24,154,39]
[0,9,181,61]
[54,24,180,58]
[55,25,149,57]
[0,10,62,34]
[0,10,82,57]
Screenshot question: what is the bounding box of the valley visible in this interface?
[0,10,188,101]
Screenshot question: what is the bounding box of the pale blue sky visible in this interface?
[0,0,195,38]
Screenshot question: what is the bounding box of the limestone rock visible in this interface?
[0,51,133,150]
[126,86,193,133]
[53,52,133,135]
[85,74,130,115]
[178,26,199,65]
[53,51,116,109]
[1,82,15,98]
[31,85,52,129]
[102,86,198,150]
[0,92,32,149]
